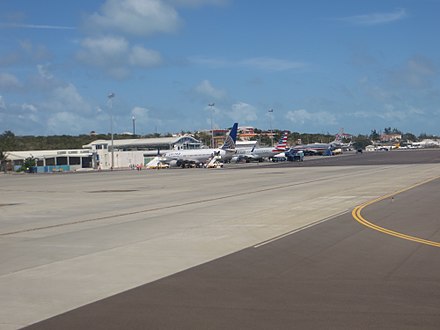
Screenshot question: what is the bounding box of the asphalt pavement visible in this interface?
[25,175,440,329]
[1,149,439,329]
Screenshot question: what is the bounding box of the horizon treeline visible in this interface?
[0,129,438,152]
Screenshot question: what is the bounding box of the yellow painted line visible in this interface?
[352,176,440,248]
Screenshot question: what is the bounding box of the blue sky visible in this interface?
[1,0,440,136]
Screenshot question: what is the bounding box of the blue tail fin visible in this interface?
[221,123,238,150]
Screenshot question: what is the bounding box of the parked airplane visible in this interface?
[289,130,353,156]
[291,142,334,155]
[235,131,289,162]
[161,123,238,167]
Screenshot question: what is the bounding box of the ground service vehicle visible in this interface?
[285,149,304,162]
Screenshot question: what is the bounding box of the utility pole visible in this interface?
[268,108,274,146]
[108,92,115,170]
[208,103,215,147]
[132,116,136,136]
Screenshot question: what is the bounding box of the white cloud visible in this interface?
[21,103,38,113]
[47,112,89,134]
[131,107,148,132]
[377,104,425,121]
[377,105,407,121]
[19,103,39,123]
[78,0,231,77]
[131,106,150,119]
[350,104,425,122]
[42,83,92,114]
[85,0,180,36]
[130,106,165,133]
[128,46,162,67]
[37,63,54,80]
[388,56,436,89]
[340,8,407,26]
[227,102,258,123]
[77,36,129,67]
[0,100,43,133]
[285,109,337,125]
[194,80,226,99]
[77,36,162,77]
[0,73,21,89]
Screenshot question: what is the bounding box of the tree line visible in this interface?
[0,130,172,153]
[0,128,437,154]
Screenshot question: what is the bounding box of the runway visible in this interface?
[1,150,440,329]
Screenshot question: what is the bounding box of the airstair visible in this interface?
[205,155,223,168]
[146,156,169,169]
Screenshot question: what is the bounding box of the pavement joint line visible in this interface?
[253,209,350,248]
[352,176,440,248]
[0,173,354,237]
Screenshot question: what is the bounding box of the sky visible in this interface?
[0,0,440,137]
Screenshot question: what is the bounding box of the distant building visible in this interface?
[335,128,352,142]
[212,129,229,148]
[5,149,94,172]
[82,135,201,153]
[380,133,402,142]
[83,135,202,169]
[5,135,203,172]
[238,127,257,140]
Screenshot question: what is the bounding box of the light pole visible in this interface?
[268,108,274,146]
[208,103,215,147]
[108,92,115,170]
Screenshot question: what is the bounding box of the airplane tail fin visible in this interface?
[272,131,289,152]
[220,123,238,150]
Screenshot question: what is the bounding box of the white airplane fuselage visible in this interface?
[236,147,280,160]
[162,122,239,167]
[162,148,238,166]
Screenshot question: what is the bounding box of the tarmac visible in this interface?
[1,149,439,329]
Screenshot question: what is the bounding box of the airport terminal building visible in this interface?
[5,149,94,173]
[84,135,201,170]
[5,135,202,172]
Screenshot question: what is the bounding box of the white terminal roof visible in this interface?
[82,136,200,149]
[5,149,92,161]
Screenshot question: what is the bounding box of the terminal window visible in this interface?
[69,157,81,165]
[56,157,68,166]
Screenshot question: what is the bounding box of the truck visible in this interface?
[285,149,304,162]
